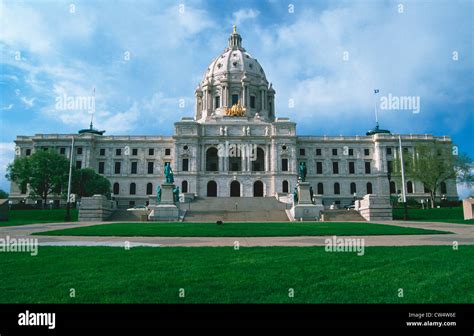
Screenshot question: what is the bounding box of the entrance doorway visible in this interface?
[253,181,264,197]
[207,181,217,197]
[230,181,240,197]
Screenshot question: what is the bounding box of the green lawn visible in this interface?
[34,221,450,237]
[0,209,78,227]
[393,206,473,224]
[0,245,472,303]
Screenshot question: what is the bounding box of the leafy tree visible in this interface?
[393,142,472,208]
[0,189,9,199]
[71,168,111,199]
[5,150,69,207]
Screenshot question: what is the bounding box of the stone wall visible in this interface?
[355,194,392,221]
[79,195,116,222]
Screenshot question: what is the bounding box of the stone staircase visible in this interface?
[321,209,365,222]
[108,209,147,222]
[183,197,289,222]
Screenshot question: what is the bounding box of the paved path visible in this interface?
[0,220,473,248]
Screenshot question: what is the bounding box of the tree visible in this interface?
[0,189,9,199]
[5,150,69,207]
[394,142,472,208]
[71,168,111,199]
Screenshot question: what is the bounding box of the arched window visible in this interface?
[146,183,153,195]
[113,183,120,195]
[206,147,219,171]
[207,181,217,197]
[282,180,289,193]
[366,182,373,194]
[317,183,324,195]
[130,183,136,195]
[334,182,340,195]
[350,182,357,195]
[407,181,413,194]
[390,181,396,194]
[440,181,447,194]
[182,180,188,193]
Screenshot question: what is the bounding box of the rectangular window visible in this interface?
[365,161,371,174]
[349,161,355,174]
[299,148,305,156]
[116,148,122,156]
[98,162,105,174]
[132,148,138,156]
[250,96,256,109]
[332,148,338,156]
[75,160,82,169]
[114,162,121,174]
[316,162,323,174]
[364,148,370,156]
[165,148,171,156]
[215,96,220,109]
[282,159,288,171]
[232,94,239,105]
[100,148,106,156]
[182,158,189,171]
[147,162,154,174]
[332,162,339,174]
[148,148,154,156]
[348,148,354,156]
[25,149,31,156]
[60,147,66,155]
[77,147,83,155]
[131,161,137,174]
[316,148,322,156]
[386,147,392,155]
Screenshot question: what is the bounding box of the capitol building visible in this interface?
[10,27,458,208]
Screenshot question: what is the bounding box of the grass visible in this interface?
[393,206,474,224]
[33,221,451,237]
[0,209,78,227]
[0,245,472,303]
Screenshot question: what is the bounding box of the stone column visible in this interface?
[201,145,206,171]
[241,154,246,172]
[265,144,269,172]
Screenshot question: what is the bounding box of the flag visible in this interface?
[374,89,379,94]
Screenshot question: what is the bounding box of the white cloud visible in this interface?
[1,104,13,110]
[232,9,260,25]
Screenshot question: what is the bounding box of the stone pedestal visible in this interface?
[148,184,179,221]
[355,194,392,221]
[79,194,116,222]
[463,198,474,220]
[289,183,324,221]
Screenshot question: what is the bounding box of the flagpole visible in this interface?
[374,89,379,127]
[398,135,408,220]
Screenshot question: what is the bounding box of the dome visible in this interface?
[195,26,276,122]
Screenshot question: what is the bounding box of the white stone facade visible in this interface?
[9,28,458,208]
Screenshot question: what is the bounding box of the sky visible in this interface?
[0,0,473,195]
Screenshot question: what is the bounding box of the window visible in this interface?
[332,148,338,156]
[316,162,323,174]
[76,147,83,155]
[131,161,138,174]
[43,147,48,151]
[250,95,256,109]
[113,183,120,195]
[316,148,322,156]
[182,158,189,171]
[132,148,138,156]
[215,96,220,109]
[75,160,82,169]
[114,162,121,174]
[98,162,105,174]
[60,147,66,155]
[317,183,324,195]
[440,182,447,194]
[390,181,396,194]
[386,147,392,155]
[130,183,136,195]
[387,161,393,174]
[282,180,289,193]
[350,182,357,195]
[367,182,373,194]
[403,147,409,153]
[332,162,339,174]
[349,162,355,174]
[334,183,340,195]
[299,148,305,156]
[231,94,239,105]
[146,183,153,195]
[100,148,106,156]
[147,162,154,174]
[165,148,171,156]
[116,148,122,156]
[365,161,371,174]
[148,148,154,156]
[281,159,288,171]
[182,180,188,193]
[364,148,370,156]
[348,148,354,156]
[25,149,31,156]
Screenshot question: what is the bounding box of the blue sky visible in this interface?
[0,0,473,194]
